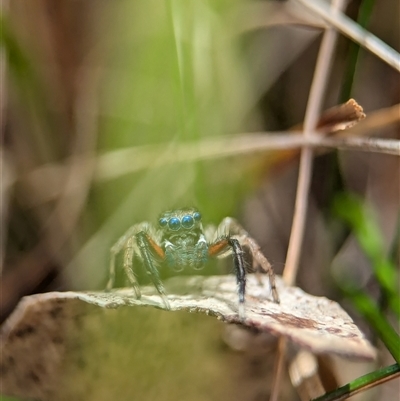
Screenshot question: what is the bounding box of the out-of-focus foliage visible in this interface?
[333,194,399,316]
[71,0,261,288]
[333,194,400,363]
[1,0,399,400]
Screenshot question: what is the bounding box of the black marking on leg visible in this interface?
[228,237,246,320]
[136,232,171,310]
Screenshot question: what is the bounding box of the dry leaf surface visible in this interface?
[0,275,376,400]
[1,274,375,359]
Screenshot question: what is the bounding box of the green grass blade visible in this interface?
[340,0,376,101]
[345,288,400,363]
[333,193,400,318]
[311,363,400,401]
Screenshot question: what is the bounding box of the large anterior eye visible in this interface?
[181,214,194,228]
[168,217,180,230]
[193,212,201,221]
[159,217,168,227]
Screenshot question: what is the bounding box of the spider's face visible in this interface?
[158,208,203,237]
[158,208,208,271]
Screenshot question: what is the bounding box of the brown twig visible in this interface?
[270,1,347,400]
[294,0,400,71]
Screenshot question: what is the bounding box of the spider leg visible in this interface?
[219,218,280,304]
[228,238,246,320]
[209,237,246,321]
[107,234,141,298]
[234,234,279,303]
[122,237,141,298]
[136,231,171,310]
[107,222,151,297]
[106,231,132,291]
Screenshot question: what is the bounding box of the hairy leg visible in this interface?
[136,232,170,310]
[218,218,280,304]
[208,236,247,320]
[107,222,152,295]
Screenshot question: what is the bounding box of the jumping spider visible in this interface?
[107,207,279,319]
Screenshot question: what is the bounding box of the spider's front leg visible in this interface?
[107,223,145,299]
[219,218,280,305]
[209,237,247,321]
[135,232,171,311]
[107,222,170,310]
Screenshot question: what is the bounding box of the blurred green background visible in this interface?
[1,0,399,400]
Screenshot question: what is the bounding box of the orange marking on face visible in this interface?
[146,235,165,259]
[208,239,229,256]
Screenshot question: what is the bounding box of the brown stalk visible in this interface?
[269,1,347,400]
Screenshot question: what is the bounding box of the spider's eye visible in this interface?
[159,217,168,227]
[193,212,201,221]
[168,217,180,231]
[181,214,194,229]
